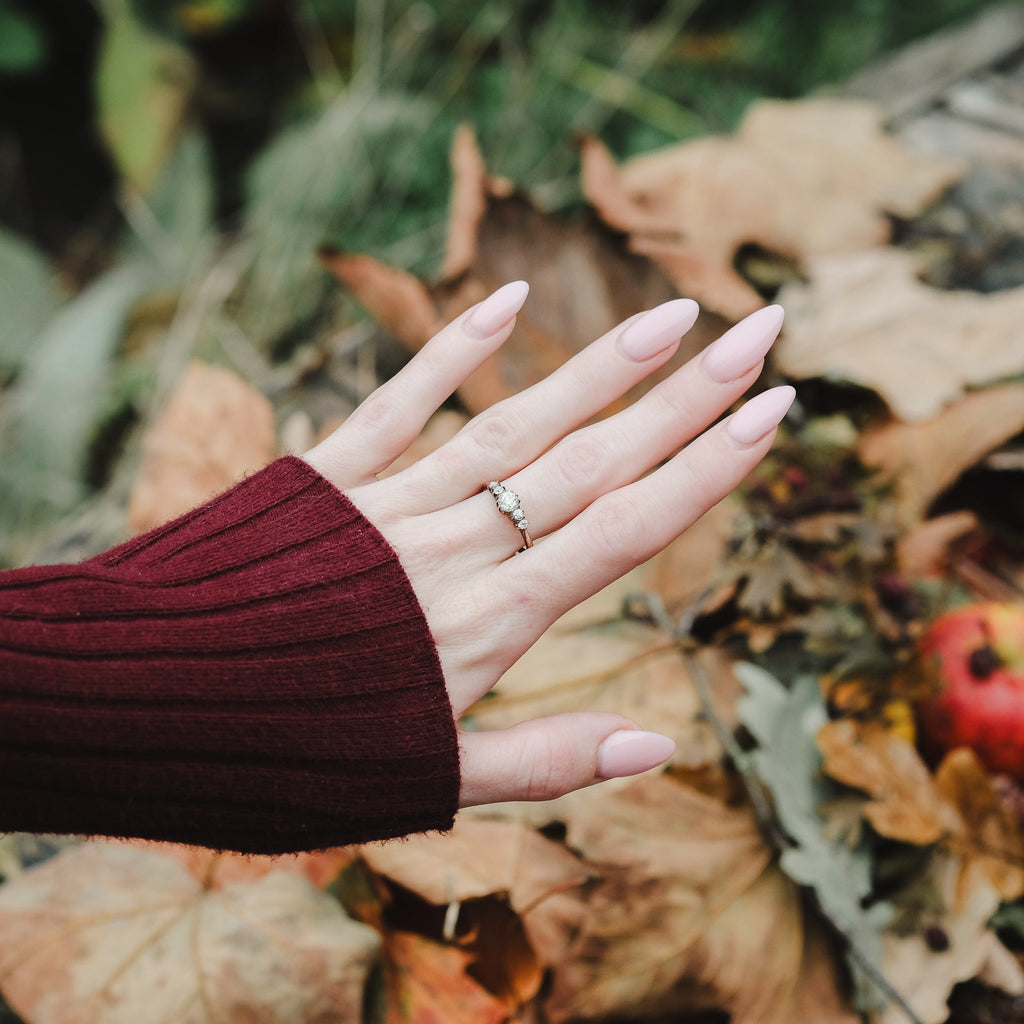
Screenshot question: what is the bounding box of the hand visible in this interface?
[302,281,793,807]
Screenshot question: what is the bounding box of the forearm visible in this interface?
[0,457,459,854]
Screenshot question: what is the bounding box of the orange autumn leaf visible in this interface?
[129,360,277,533]
[382,931,508,1024]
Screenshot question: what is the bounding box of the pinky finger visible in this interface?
[458,713,676,807]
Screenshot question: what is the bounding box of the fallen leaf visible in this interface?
[818,722,1024,901]
[777,247,1024,422]
[818,719,960,846]
[323,126,722,415]
[0,841,379,1024]
[896,510,981,579]
[360,816,590,971]
[382,931,509,1024]
[858,379,1024,521]
[544,776,857,1024]
[582,98,962,321]
[128,360,277,532]
[879,853,1024,1024]
[126,839,355,891]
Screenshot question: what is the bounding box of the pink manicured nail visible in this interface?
[616,298,699,361]
[725,385,796,446]
[596,730,676,778]
[464,280,530,338]
[701,305,785,383]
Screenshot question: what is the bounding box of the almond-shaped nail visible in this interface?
[725,385,796,446]
[616,298,699,361]
[701,304,785,383]
[464,280,530,338]
[596,730,676,778]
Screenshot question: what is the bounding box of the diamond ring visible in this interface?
[486,481,534,552]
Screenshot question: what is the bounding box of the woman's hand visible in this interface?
[302,281,793,808]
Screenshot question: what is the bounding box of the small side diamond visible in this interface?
[517,518,529,532]
[487,481,503,495]
[497,491,520,514]
[510,508,525,523]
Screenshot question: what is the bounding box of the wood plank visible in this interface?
[840,3,1024,123]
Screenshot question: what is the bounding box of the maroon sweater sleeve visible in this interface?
[0,456,460,854]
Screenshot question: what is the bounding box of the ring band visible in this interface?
[486,481,534,551]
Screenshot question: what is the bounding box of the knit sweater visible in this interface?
[0,457,460,854]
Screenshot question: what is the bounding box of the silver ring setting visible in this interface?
[486,481,534,551]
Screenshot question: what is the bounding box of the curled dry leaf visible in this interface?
[128,360,277,533]
[858,379,1024,523]
[0,841,380,1024]
[543,776,857,1024]
[382,931,509,1024]
[361,816,590,972]
[581,98,962,321]
[322,126,721,415]
[777,247,1024,422]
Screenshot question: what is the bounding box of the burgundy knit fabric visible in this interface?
[0,456,460,854]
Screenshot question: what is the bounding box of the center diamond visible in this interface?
[496,491,520,514]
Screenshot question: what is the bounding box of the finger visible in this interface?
[503,385,797,625]
[476,304,784,553]
[383,297,700,510]
[458,713,676,806]
[303,280,529,487]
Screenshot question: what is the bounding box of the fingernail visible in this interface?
[701,304,785,383]
[464,280,530,338]
[596,730,676,778]
[616,298,699,362]
[725,385,796,446]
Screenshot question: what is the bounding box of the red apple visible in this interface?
[916,603,1024,780]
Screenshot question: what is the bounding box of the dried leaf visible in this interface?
[879,854,1024,1024]
[324,127,720,415]
[818,720,959,845]
[545,776,857,1024]
[818,723,1024,901]
[0,841,379,1024]
[582,98,962,320]
[859,380,1024,522]
[128,360,277,533]
[778,247,1024,422]
[382,931,509,1024]
[361,817,589,971]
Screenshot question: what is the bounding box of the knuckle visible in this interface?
[517,732,577,801]
[350,389,396,432]
[466,408,518,459]
[553,434,606,488]
[590,494,650,563]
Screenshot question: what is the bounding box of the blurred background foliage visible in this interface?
[0,0,1008,564]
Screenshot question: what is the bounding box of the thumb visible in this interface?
[458,713,676,807]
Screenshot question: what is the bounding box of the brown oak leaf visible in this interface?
[581,98,962,321]
[777,247,1024,422]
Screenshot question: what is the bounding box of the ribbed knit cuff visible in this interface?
[0,457,460,853]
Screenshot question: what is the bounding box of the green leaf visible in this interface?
[735,663,891,1011]
[0,6,45,72]
[4,265,151,520]
[0,228,59,374]
[96,7,196,192]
